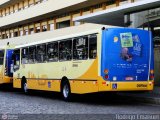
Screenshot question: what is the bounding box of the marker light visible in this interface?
[5,68,7,76]
[149,70,154,80]
[149,82,152,85]
[105,75,109,80]
[150,75,154,80]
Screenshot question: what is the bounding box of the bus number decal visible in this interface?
[137,84,147,88]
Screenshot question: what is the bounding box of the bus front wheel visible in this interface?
[61,79,71,101]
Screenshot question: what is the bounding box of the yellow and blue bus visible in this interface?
[0,45,14,86]
[12,27,154,101]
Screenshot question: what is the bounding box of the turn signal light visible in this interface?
[5,68,7,75]
[104,69,109,74]
[150,70,154,74]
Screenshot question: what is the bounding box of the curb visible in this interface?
[119,87,160,105]
[119,93,160,105]
[132,96,160,105]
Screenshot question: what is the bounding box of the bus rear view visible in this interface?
[101,28,154,91]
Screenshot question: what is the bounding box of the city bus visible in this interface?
[12,27,154,101]
[0,44,14,86]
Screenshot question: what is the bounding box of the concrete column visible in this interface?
[129,11,148,28]
[54,18,56,30]
[116,0,120,6]
[70,14,74,26]
[47,20,50,31]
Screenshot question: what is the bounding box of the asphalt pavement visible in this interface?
[0,86,159,120]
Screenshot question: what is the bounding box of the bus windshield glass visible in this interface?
[0,50,4,65]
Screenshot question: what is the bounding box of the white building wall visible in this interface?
[0,0,10,5]
[0,0,86,27]
[130,7,160,28]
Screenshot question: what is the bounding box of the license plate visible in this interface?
[125,77,134,81]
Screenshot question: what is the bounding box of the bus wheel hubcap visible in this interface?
[63,84,69,98]
[24,83,28,93]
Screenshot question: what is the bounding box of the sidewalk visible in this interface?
[119,86,160,105]
[153,86,160,95]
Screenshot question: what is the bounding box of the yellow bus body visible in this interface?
[13,57,153,94]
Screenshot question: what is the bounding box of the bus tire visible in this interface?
[61,79,71,101]
[21,77,28,94]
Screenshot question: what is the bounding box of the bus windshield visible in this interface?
[0,50,4,65]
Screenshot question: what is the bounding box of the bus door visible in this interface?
[101,28,154,82]
[12,49,20,73]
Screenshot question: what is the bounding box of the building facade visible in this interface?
[0,0,137,41]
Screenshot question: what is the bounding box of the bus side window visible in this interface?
[73,36,88,60]
[0,50,4,65]
[13,49,20,71]
[28,46,36,64]
[22,48,28,64]
[47,42,58,62]
[89,34,97,59]
[59,40,72,61]
[36,44,47,63]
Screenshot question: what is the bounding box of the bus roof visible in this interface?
[15,29,100,48]
[0,44,15,50]
[15,23,115,49]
